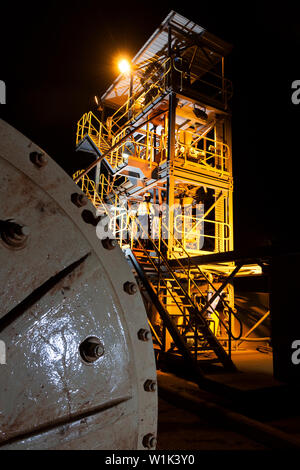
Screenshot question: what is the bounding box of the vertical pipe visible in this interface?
[225,115,234,252]
[153,124,157,162]
[228,307,232,359]
[168,24,172,89]
[167,92,176,256]
[88,112,91,137]
[147,121,150,165]
[128,72,133,121]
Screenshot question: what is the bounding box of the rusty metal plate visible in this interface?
[0,119,157,449]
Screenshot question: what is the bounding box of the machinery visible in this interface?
[74,11,265,377]
[0,118,157,450]
[0,9,277,451]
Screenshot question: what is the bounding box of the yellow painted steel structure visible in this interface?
[73,11,262,368]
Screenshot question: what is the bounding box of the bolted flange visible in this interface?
[71,193,88,208]
[79,336,104,364]
[144,379,157,392]
[30,151,48,168]
[142,433,157,449]
[101,237,117,250]
[137,329,151,342]
[123,281,137,295]
[0,118,158,450]
[0,220,30,249]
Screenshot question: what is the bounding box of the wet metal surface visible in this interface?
[0,119,157,449]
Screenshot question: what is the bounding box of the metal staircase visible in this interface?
[73,170,239,373]
[127,218,237,372]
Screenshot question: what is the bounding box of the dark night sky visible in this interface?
[1,0,300,250]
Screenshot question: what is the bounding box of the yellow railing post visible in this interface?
[88,112,91,138]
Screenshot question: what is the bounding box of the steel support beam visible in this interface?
[168,245,283,268]
[166,91,177,254]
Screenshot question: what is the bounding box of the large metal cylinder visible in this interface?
[0,119,157,449]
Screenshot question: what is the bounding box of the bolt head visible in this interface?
[142,433,157,449]
[71,193,88,208]
[81,209,101,226]
[79,337,104,364]
[94,344,104,358]
[124,281,137,295]
[30,151,48,168]
[137,329,151,342]
[101,237,117,250]
[144,379,157,392]
[21,226,30,236]
[0,221,29,249]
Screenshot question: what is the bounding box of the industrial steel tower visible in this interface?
[74,11,261,374]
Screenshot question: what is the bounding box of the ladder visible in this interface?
[73,172,238,375]
[127,224,237,372]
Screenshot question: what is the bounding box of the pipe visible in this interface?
[238,310,270,346]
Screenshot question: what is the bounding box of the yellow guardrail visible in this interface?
[72,170,238,339]
[73,170,129,248]
[76,54,232,175]
[174,214,230,252]
[76,112,167,170]
[73,169,231,254]
[76,111,110,147]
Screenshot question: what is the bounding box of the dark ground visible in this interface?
[157,359,300,450]
[157,398,265,450]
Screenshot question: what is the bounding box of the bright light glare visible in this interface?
[118,59,131,75]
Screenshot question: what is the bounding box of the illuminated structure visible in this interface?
[74,11,263,373]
